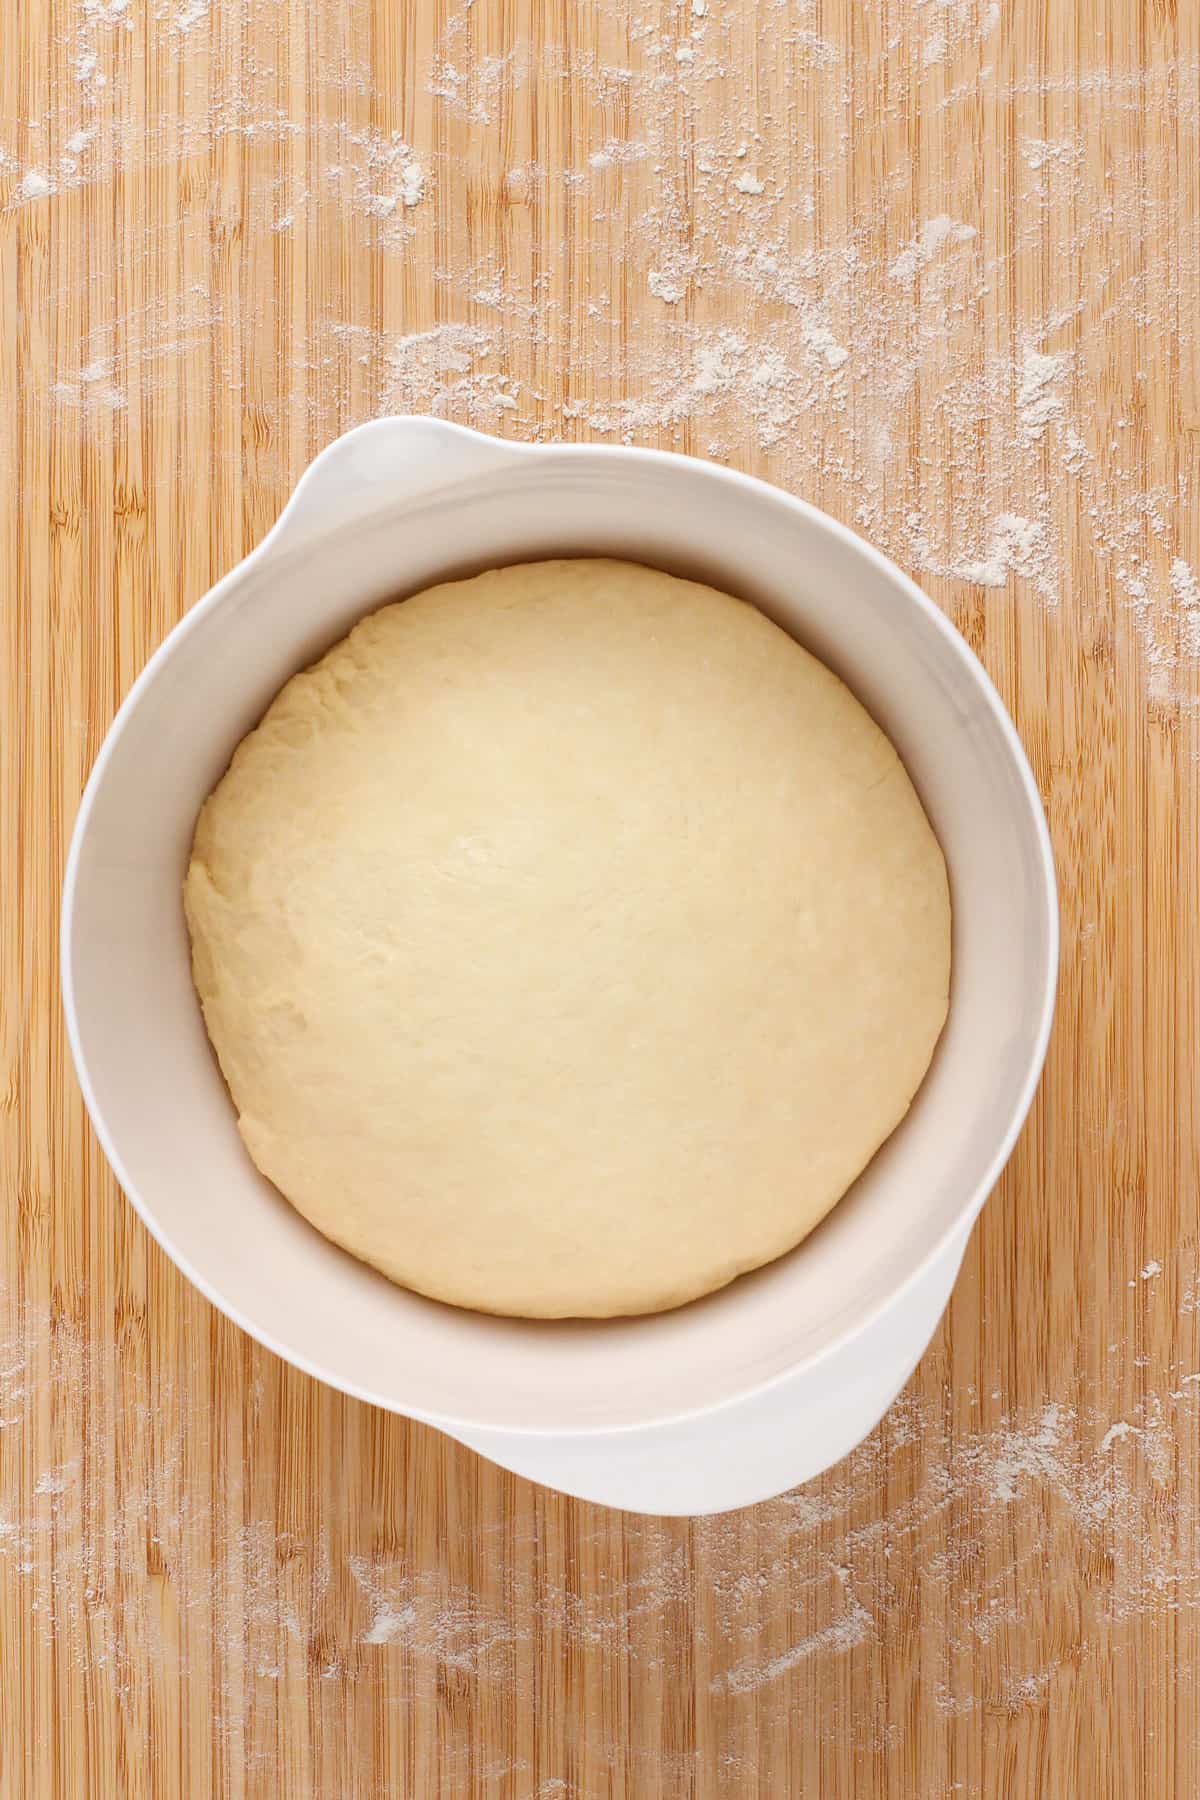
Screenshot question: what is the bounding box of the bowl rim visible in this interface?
[60,418,1060,1441]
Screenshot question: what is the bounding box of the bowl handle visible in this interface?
[260,418,533,563]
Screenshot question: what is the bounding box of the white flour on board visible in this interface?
[1,0,1192,707]
[2,1265,1198,1745]
[14,168,54,202]
[887,215,977,287]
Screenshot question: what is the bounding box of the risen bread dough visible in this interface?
[185,559,950,1318]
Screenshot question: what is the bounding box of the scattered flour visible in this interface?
[1175,575,1200,659]
[888,216,977,287]
[648,270,685,304]
[951,514,1052,597]
[802,319,850,371]
[14,169,54,203]
[989,1402,1068,1504]
[173,0,210,32]
[83,0,133,23]
[398,161,425,207]
[5,0,1191,716]
[32,1469,71,1497]
[1017,345,1070,443]
[1021,137,1084,172]
[361,1599,418,1646]
[2,1278,1197,1736]
[381,323,518,421]
[589,140,648,170]
[714,1571,873,1695]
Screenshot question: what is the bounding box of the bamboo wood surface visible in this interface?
[3,0,1200,1794]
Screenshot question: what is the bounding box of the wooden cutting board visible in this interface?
[3,0,1199,1793]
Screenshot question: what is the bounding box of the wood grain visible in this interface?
[3,0,1200,1794]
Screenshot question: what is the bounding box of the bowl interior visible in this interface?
[64,445,1056,1434]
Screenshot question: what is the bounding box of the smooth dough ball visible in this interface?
[184,559,950,1318]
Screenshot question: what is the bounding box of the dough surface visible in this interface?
[185,559,950,1318]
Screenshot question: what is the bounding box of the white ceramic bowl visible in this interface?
[62,419,1057,1515]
